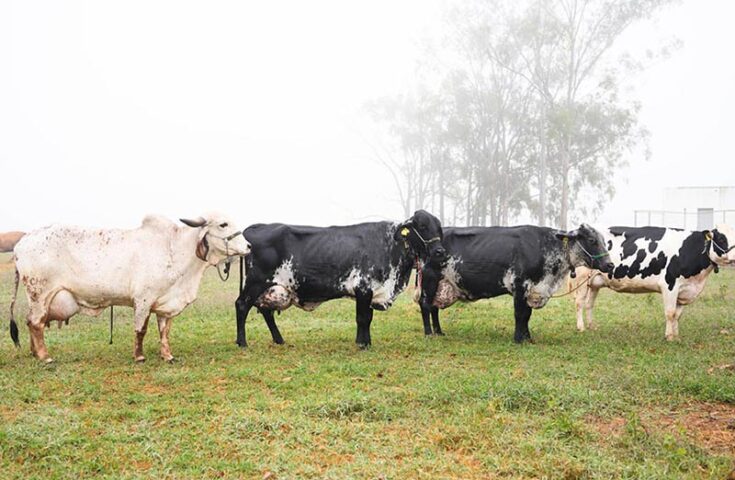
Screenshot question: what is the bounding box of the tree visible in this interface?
[484,0,672,227]
[367,0,676,228]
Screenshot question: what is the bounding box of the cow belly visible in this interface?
[433,279,461,309]
[606,276,661,294]
[256,285,294,311]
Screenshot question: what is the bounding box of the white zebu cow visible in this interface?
[571,224,735,340]
[10,213,250,363]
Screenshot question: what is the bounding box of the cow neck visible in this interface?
[394,244,417,287]
[561,238,584,272]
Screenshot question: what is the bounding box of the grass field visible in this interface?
[1,253,734,479]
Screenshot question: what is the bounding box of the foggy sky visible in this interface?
[2,0,734,232]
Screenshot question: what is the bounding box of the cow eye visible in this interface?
[219,222,228,228]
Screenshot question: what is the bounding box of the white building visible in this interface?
[634,186,735,230]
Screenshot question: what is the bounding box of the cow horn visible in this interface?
[180,217,207,228]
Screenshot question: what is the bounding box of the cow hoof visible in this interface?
[434,332,446,337]
[41,357,54,364]
[357,343,371,350]
[135,356,146,363]
[665,335,678,342]
[163,356,176,363]
[237,343,248,350]
[273,339,285,345]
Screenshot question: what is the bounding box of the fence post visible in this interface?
[683,208,686,230]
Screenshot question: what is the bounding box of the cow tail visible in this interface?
[9,266,20,347]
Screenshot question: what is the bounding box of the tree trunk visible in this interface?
[466,168,473,227]
[538,119,548,226]
[560,142,570,230]
[439,173,445,224]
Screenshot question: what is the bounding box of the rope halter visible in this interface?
[208,230,245,281]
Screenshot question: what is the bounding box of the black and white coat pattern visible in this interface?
[419,223,614,343]
[235,210,445,348]
[572,225,735,339]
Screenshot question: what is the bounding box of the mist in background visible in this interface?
[1,0,733,231]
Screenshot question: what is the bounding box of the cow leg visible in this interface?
[133,309,151,363]
[355,293,373,349]
[27,303,52,363]
[420,269,442,336]
[157,315,175,362]
[262,309,285,345]
[585,286,600,331]
[673,304,685,338]
[513,291,533,344]
[235,294,252,348]
[431,307,444,336]
[662,292,679,341]
[421,306,432,336]
[574,280,588,332]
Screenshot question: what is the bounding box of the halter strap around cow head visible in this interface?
[703,231,735,256]
[400,226,441,250]
[563,236,607,277]
[196,230,244,263]
[702,231,735,273]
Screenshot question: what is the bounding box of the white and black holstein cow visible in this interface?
[235,210,445,349]
[572,225,735,339]
[418,224,614,343]
[9,213,250,363]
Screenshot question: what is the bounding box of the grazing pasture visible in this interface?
[1,253,734,479]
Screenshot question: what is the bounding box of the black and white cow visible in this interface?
[417,224,614,343]
[572,224,735,339]
[235,210,446,348]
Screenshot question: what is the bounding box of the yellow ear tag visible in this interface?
[562,237,569,248]
[401,228,410,237]
[705,232,713,241]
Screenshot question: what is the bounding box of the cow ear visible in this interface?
[180,217,207,228]
[196,235,209,261]
[394,221,412,241]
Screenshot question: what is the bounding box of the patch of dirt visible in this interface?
[646,402,735,454]
[708,363,735,374]
[589,402,735,455]
[587,415,627,439]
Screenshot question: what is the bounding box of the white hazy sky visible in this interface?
[1,0,733,231]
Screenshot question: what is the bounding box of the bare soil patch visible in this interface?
[590,402,735,455]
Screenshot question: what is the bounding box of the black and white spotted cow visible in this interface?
[572,224,735,339]
[417,223,614,343]
[234,210,446,348]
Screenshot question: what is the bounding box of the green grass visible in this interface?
[1,253,734,479]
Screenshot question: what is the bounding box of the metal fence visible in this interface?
[633,209,735,230]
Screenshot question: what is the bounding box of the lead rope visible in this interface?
[217,261,231,281]
[551,271,601,299]
[216,235,232,281]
